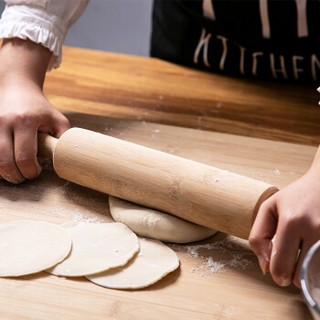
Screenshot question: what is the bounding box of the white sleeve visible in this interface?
[0,0,89,70]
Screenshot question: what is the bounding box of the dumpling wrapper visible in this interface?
[47,222,140,277]
[87,237,179,289]
[0,220,71,277]
[109,196,217,243]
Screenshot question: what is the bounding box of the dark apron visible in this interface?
[151,0,320,83]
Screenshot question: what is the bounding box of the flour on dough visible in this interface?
[108,196,217,243]
[87,237,179,289]
[0,220,71,277]
[46,222,140,277]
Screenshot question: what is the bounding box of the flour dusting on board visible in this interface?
[171,235,257,275]
[0,158,108,224]
[48,205,101,224]
[45,181,105,223]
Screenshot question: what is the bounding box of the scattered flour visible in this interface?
[0,159,106,225]
[171,235,256,276]
[273,169,281,175]
[48,207,101,224]
[198,256,226,275]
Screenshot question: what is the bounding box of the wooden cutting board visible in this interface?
[0,112,314,320]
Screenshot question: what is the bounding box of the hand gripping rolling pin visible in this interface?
[38,128,278,239]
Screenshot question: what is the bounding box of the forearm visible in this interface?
[0,38,51,89]
[0,1,89,70]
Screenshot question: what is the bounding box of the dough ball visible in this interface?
[109,196,217,243]
[0,220,71,277]
[47,222,139,277]
[87,237,179,289]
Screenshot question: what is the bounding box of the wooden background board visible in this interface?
[0,113,315,320]
[0,45,318,319]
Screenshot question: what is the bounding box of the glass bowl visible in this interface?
[301,240,320,320]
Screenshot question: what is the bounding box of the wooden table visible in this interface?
[0,46,318,319]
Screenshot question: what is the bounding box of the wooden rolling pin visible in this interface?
[38,128,278,239]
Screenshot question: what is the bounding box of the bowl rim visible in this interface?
[301,240,320,315]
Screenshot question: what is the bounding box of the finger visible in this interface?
[269,216,301,287]
[249,195,278,274]
[0,128,24,183]
[14,124,41,180]
[53,114,70,138]
[292,243,307,288]
[41,112,70,138]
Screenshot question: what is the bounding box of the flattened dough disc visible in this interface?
[0,220,71,277]
[87,237,179,289]
[47,222,140,277]
[109,196,217,243]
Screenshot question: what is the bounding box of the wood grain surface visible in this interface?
[0,46,318,319]
[45,47,320,146]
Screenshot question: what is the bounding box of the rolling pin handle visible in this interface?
[38,133,58,159]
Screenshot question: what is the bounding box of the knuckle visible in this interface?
[61,116,70,127]
[248,234,259,246]
[15,112,38,127]
[281,209,303,229]
[248,234,261,251]
[259,199,270,211]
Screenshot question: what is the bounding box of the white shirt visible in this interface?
[0,0,89,70]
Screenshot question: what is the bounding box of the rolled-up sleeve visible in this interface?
[0,0,89,70]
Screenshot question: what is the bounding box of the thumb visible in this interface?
[50,113,70,138]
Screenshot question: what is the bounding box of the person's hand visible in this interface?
[0,38,70,183]
[0,85,70,183]
[249,148,320,287]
